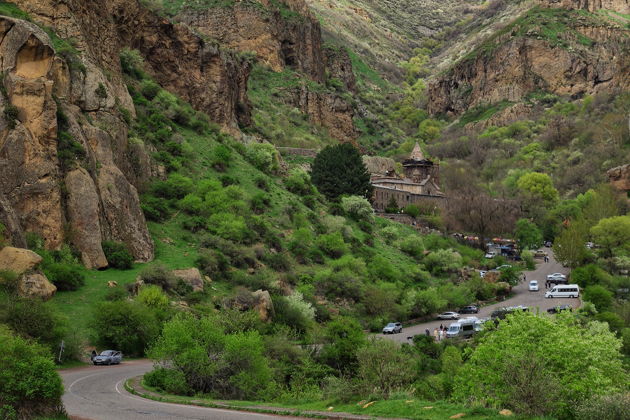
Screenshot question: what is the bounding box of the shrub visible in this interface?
[137,285,169,310]
[423,249,462,275]
[583,285,613,311]
[148,313,274,399]
[105,287,128,301]
[285,168,313,195]
[211,144,232,171]
[206,212,249,242]
[454,313,626,418]
[575,393,630,420]
[3,104,19,129]
[45,262,85,291]
[316,232,348,258]
[139,264,177,291]
[399,236,424,258]
[0,296,65,352]
[250,192,270,213]
[151,174,194,199]
[102,241,134,269]
[0,326,64,420]
[245,143,279,173]
[403,204,421,219]
[141,195,171,221]
[319,317,366,374]
[0,270,18,294]
[341,196,373,221]
[356,338,417,399]
[140,80,161,100]
[144,367,191,395]
[120,48,144,79]
[92,300,160,356]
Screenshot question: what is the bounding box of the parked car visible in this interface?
[547,304,572,314]
[437,312,460,320]
[496,264,512,270]
[382,322,402,334]
[484,252,497,259]
[529,280,539,292]
[459,305,479,314]
[544,241,552,247]
[546,273,567,282]
[491,306,529,320]
[479,270,487,278]
[93,350,122,365]
[534,250,548,258]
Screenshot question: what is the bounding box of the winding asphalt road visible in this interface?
[380,249,577,343]
[61,360,299,420]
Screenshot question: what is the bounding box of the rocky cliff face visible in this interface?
[427,4,630,117]
[0,15,153,267]
[542,0,630,14]
[176,0,358,143]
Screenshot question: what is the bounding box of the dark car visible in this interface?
[382,322,403,334]
[491,305,529,320]
[93,350,122,365]
[547,304,572,314]
[459,305,479,314]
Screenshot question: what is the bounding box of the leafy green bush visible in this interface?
[399,236,424,258]
[0,326,64,420]
[315,232,348,258]
[583,285,613,311]
[102,241,134,269]
[285,168,313,195]
[141,195,171,221]
[92,300,160,356]
[207,212,249,242]
[341,195,374,221]
[311,143,373,200]
[3,104,19,129]
[245,143,279,174]
[454,312,626,418]
[403,204,421,218]
[140,80,161,100]
[250,192,270,213]
[45,262,85,291]
[137,285,169,310]
[0,295,65,353]
[148,313,274,399]
[144,367,191,395]
[120,48,145,79]
[423,249,462,275]
[319,317,366,374]
[151,174,194,199]
[211,144,232,171]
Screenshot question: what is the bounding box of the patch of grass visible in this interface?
[0,1,30,20]
[457,100,513,126]
[346,48,390,91]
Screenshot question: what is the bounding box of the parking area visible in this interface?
[380,250,577,343]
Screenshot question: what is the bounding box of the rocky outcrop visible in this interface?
[287,86,358,143]
[0,246,56,299]
[608,164,630,195]
[363,156,397,176]
[18,272,56,300]
[252,289,273,322]
[12,0,252,132]
[0,15,154,263]
[541,0,630,14]
[427,13,630,117]
[172,268,204,293]
[0,246,42,273]
[176,0,358,143]
[178,0,325,82]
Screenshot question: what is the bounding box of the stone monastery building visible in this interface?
[371,143,444,212]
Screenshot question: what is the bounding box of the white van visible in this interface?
[545,284,580,298]
[446,317,480,339]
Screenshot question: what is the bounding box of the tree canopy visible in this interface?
[453,312,626,418]
[310,143,373,200]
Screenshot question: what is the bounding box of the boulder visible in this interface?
[0,246,43,274]
[18,272,56,300]
[172,268,204,292]
[251,289,273,322]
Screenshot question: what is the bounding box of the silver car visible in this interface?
[93,350,122,365]
[382,322,403,334]
[546,273,566,282]
[437,312,460,320]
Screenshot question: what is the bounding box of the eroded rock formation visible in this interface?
[428,3,630,117]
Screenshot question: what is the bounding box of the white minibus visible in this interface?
[545,284,579,298]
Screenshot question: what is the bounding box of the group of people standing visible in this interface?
[425,325,448,341]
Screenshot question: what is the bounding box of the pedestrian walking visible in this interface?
[439,324,443,331]
[425,328,430,336]
[438,329,443,341]
[90,350,96,362]
[433,327,439,341]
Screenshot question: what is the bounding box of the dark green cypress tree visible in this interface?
[310,143,373,200]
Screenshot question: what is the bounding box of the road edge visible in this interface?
[124,376,396,420]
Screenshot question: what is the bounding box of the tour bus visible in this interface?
[545,284,580,298]
[446,317,483,339]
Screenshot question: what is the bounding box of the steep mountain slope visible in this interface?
[306,0,479,81]
[427,1,630,119]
